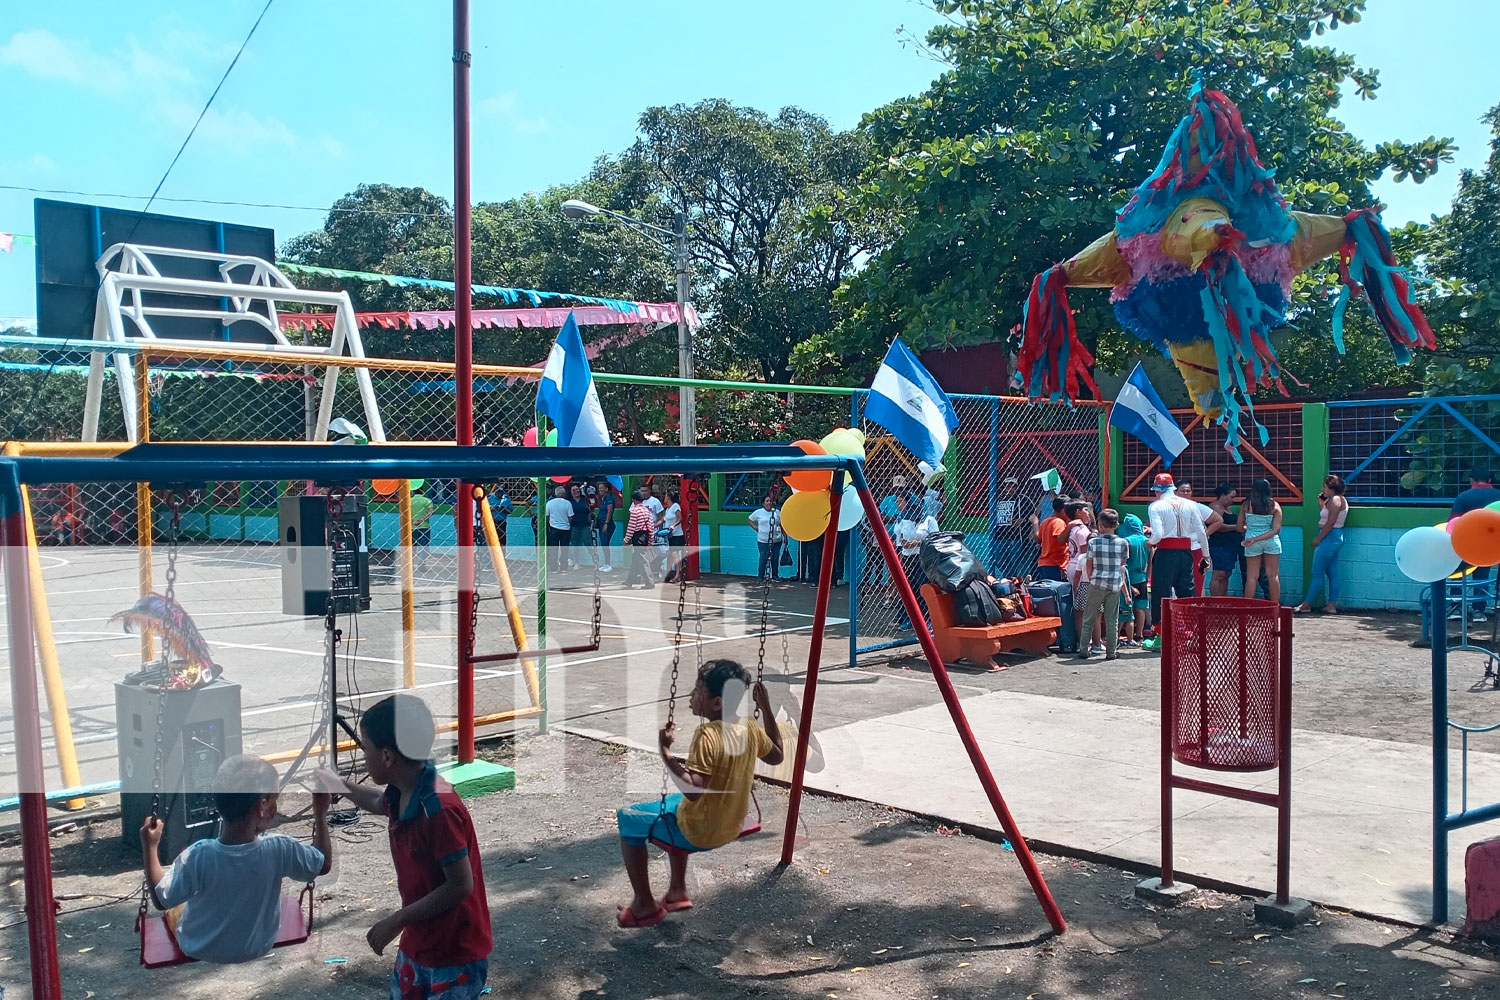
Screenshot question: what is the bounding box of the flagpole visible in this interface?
[452,0,477,763]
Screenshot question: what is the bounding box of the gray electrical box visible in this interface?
[117,678,242,862]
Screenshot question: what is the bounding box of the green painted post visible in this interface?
[1299,403,1331,595]
[707,471,724,573]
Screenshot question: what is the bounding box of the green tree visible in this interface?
[628,100,885,383]
[800,0,1454,393]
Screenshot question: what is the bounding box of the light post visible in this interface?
[561,199,695,446]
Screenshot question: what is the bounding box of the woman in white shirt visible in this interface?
[748,496,784,582]
[893,501,938,631]
[662,491,687,583]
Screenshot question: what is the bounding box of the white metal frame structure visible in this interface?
[83,244,387,442]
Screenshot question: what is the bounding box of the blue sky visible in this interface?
[1,0,1495,322]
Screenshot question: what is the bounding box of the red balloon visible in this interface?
[784,439,832,493]
[1451,508,1500,567]
[523,426,539,447]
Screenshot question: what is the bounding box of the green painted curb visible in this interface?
[437,759,516,799]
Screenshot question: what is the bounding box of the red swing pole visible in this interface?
[779,474,844,866]
[849,465,1068,935]
[452,0,477,763]
[2,464,64,1000]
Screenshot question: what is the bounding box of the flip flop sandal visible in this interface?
[659,897,694,913]
[616,904,668,929]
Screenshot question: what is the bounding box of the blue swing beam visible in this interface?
[0,442,1068,1000]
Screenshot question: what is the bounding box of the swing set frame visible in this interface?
[1,441,1066,1000]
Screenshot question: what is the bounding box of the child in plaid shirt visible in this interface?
[1080,508,1130,661]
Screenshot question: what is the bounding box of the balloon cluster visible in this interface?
[522,426,571,483]
[1395,502,1500,583]
[372,478,426,497]
[778,428,869,542]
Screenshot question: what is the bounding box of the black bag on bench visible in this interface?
[953,578,1005,626]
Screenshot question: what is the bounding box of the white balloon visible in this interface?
[1394,525,1461,583]
[837,483,866,531]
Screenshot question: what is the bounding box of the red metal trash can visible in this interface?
[1166,598,1281,772]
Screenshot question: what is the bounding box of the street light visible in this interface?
[561,199,696,447]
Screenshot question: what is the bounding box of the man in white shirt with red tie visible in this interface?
[1146,473,1211,643]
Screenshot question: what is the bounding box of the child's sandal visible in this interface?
[616,904,668,928]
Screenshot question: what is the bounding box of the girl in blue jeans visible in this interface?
[1297,474,1350,614]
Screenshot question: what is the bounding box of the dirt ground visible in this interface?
[4,732,1499,1000]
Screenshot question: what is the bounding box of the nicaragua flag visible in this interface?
[536,312,622,489]
[1109,362,1189,468]
[865,339,960,474]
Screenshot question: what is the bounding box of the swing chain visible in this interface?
[163,492,182,603]
[323,487,348,685]
[147,489,183,826]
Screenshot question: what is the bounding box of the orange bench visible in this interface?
[920,583,1060,663]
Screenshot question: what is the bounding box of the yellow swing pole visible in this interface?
[3,443,85,810]
[475,487,539,709]
[398,479,417,690]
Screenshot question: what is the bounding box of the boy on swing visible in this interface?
[615,658,785,928]
[141,754,333,963]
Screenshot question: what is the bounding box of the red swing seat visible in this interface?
[138,883,315,968]
[649,789,763,855]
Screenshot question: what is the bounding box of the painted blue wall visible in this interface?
[1317,526,1421,611]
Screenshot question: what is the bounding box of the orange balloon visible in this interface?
[372,478,401,496]
[1451,508,1500,567]
[784,439,833,493]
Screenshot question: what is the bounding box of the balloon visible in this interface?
[784,439,832,493]
[544,427,558,447]
[550,475,571,484]
[1394,526,1462,583]
[781,490,833,542]
[1451,508,1500,567]
[372,479,400,496]
[1447,516,1461,534]
[819,428,865,459]
[409,479,425,492]
[1488,500,1500,513]
[523,426,538,447]
[836,483,866,532]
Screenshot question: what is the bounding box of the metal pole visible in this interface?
[452,0,477,762]
[2,461,64,1000]
[674,211,695,447]
[847,391,861,669]
[1161,599,1175,888]
[780,475,844,866]
[1276,605,1294,905]
[1433,577,1449,924]
[844,466,1068,935]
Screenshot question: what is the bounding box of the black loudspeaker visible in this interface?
[117,681,242,861]
[279,495,370,616]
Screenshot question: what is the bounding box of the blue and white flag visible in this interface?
[1109,362,1189,468]
[536,312,622,489]
[865,339,959,481]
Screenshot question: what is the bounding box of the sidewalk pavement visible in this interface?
[796,686,1493,926]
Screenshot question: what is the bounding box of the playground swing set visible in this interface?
[2,441,1069,1000]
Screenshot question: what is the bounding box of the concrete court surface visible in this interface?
[6,541,1500,927]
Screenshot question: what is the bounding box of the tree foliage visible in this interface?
[799,0,1455,394]
[628,100,886,384]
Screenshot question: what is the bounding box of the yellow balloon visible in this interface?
[819,428,866,459]
[781,490,833,542]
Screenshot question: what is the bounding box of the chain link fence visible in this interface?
[850,392,1106,655]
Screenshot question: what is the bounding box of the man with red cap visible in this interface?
[1145,473,1210,646]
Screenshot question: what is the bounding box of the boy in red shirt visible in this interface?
[321,695,491,999]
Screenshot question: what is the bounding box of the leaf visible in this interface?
[78,946,94,953]
[1253,933,1270,940]
[958,961,971,968]
[852,966,868,972]
[1209,959,1223,965]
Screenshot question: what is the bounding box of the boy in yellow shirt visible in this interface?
[615,659,784,927]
